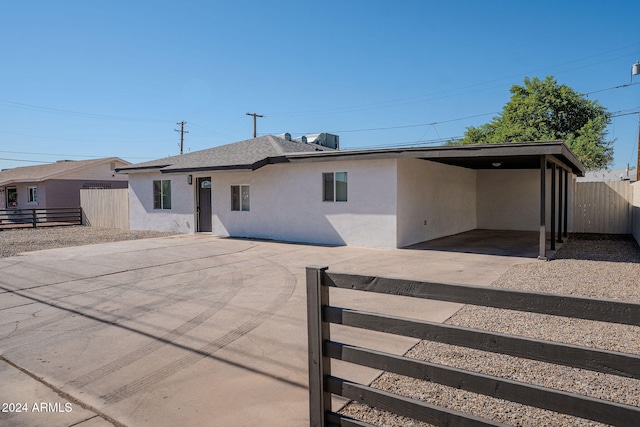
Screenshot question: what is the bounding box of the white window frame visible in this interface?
[153,180,172,210]
[231,185,250,211]
[27,186,38,204]
[322,172,348,202]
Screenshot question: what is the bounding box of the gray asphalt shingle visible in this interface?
[118,135,333,173]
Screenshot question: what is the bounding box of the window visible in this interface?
[322,172,347,202]
[153,180,171,209]
[7,187,17,208]
[231,185,250,211]
[28,187,37,204]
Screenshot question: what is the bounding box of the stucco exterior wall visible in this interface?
[61,160,129,181]
[1,182,44,209]
[396,159,477,248]
[46,180,127,208]
[477,169,576,232]
[477,169,540,231]
[129,172,195,233]
[128,159,399,247]
[209,159,398,248]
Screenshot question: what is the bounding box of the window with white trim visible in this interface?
[153,180,171,209]
[322,172,347,202]
[231,185,250,211]
[28,186,37,204]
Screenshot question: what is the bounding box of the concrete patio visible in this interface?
[0,234,538,426]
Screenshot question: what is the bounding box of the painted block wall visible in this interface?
[128,172,195,233]
[208,159,399,248]
[476,169,540,231]
[476,169,576,232]
[396,159,477,248]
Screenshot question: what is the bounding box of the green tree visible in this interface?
[459,76,614,170]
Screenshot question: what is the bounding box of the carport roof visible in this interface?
[284,141,585,176]
[118,137,584,177]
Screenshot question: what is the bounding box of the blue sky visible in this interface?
[1,1,639,171]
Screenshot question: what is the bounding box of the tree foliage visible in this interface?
[459,76,614,170]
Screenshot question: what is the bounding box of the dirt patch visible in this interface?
[0,225,176,258]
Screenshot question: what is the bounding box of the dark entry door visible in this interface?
[197,177,212,232]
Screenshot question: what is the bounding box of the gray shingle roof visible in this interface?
[0,157,129,186]
[118,135,334,173]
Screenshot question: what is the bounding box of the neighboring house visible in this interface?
[0,157,130,210]
[578,167,637,182]
[118,135,584,258]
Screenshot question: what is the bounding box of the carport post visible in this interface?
[538,156,547,260]
[306,266,330,427]
[557,167,563,244]
[550,163,556,251]
[563,169,569,238]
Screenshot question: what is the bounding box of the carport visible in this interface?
[417,141,585,259]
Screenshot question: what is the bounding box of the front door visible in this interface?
[197,177,212,232]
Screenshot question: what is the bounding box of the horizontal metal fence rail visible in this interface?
[0,207,82,229]
[307,267,640,427]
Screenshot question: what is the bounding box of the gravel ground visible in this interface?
[0,225,176,258]
[339,235,640,427]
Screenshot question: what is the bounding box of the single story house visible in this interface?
[118,135,584,259]
[0,157,130,210]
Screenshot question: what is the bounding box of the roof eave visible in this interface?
[116,165,171,173]
[160,156,289,174]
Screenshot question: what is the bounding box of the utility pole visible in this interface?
[174,121,188,154]
[246,113,264,138]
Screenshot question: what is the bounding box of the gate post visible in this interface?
[307,266,330,426]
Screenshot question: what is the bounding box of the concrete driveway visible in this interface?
[0,235,535,427]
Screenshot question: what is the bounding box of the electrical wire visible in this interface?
[0,99,170,123]
[584,82,640,96]
[0,157,51,164]
[0,150,151,160]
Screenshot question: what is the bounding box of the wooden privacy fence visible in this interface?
[306,267,640,427]
[573,181,633,234]
[80,188,129,229]
[0,207,82,229]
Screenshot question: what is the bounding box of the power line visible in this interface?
[0,99,170,123]
[0,150,151,160]
[343,136,462,150]
[267,43,640,117]
[329,112,498,134]
[0,157,51,164]
[584,81,640,96]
